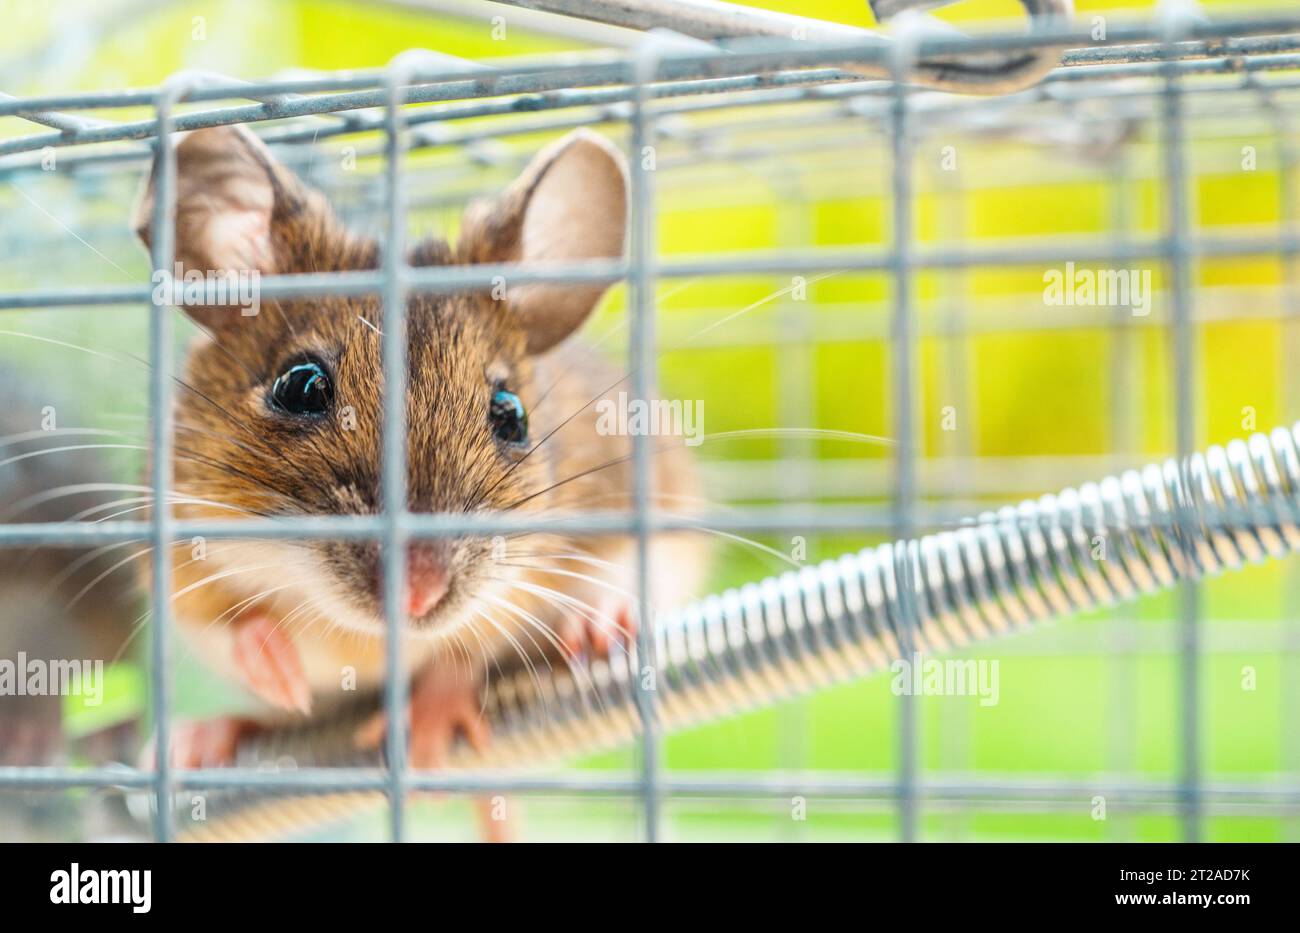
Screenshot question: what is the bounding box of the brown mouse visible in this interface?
[132,124,707,817]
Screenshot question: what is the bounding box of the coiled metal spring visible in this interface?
[468,423,1300,767]
[173,423,1300,838]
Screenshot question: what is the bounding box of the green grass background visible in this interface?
[2,0,1299,840]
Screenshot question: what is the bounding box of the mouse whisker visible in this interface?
[174,423,316,486]
[0,436,300,516]
[0,426,127,447]
[523,516,795,571]
[690,526,804,568]
[484,578,613,657]
[0,326,138,367]
[184,577,313,649]
[466,370,634,512]
[61,544,155,612]
[496,439,686,513]
[476,593,563,669]
[476,586,614,721]
[1,482,269,523]
[1,324,290,472]
[75,492,252,521]
[269,593,333,640]
[106,560,293,666]
[501,577,636,657]
[172,444,314,510]
[477,593,612,718]
[88,543,250,636]
[496,568,636,618]
[247,588,337,662]
[0,486,275,595]
[538,489,715,513]
[571,278,701,364]
[500,550,626,572]
[166,370,345,508]
[79,498,265,525]
[437,625,470,684]
[702,427,896,447]
[464,604,550,713]
[685,270,847,343]
[498,575,611,622]
[171,585,332,681]
[103,415,318,495]
[0,441,147,471]
[0,481,154,523]
[2,322,339,505]
[465,617,513,718]
[32,537,145,598]
[172,562,284,603]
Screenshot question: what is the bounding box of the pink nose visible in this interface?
[405,547,448,618]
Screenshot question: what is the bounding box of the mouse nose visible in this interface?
[405,545,448,618]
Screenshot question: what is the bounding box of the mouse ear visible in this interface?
[133,124,351,331]
[459,129,628,354]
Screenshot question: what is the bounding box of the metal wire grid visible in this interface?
[1,8,1299,842]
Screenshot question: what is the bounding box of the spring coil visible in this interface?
[466,424,1300,767]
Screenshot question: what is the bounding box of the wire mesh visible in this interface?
[1,3,1299,843]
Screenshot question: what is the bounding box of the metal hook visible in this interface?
[490,0,1075,95]
[872,0,1075,93]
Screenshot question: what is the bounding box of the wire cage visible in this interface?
[3,0,1300,843]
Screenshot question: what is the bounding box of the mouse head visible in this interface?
[135,123,627,638]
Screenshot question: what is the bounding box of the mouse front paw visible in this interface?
[408,662,490,770]
[353,662,487,769]
[556,595,637,660]
[353,664,510,841]
[230,612,312,714]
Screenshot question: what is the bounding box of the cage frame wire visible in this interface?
[0,6,1299,843]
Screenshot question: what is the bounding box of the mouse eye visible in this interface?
[271,359,333,417]
[489,389,528,446]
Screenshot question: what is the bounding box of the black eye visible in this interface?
[271,360,333,416]
[490,389,528,446]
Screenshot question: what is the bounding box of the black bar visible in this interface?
[0,842,1288,919]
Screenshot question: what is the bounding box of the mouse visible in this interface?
[131,123,707,830]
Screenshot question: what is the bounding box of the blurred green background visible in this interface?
[2,0,1299,841]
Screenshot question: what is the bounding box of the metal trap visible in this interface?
[2,0,1300,843]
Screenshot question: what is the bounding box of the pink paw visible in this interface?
[557,597,636,659]
[354,663,510,842]
[231,613,312,714]
[354,663,487,769]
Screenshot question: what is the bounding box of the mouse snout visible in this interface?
[405,544,449,619]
